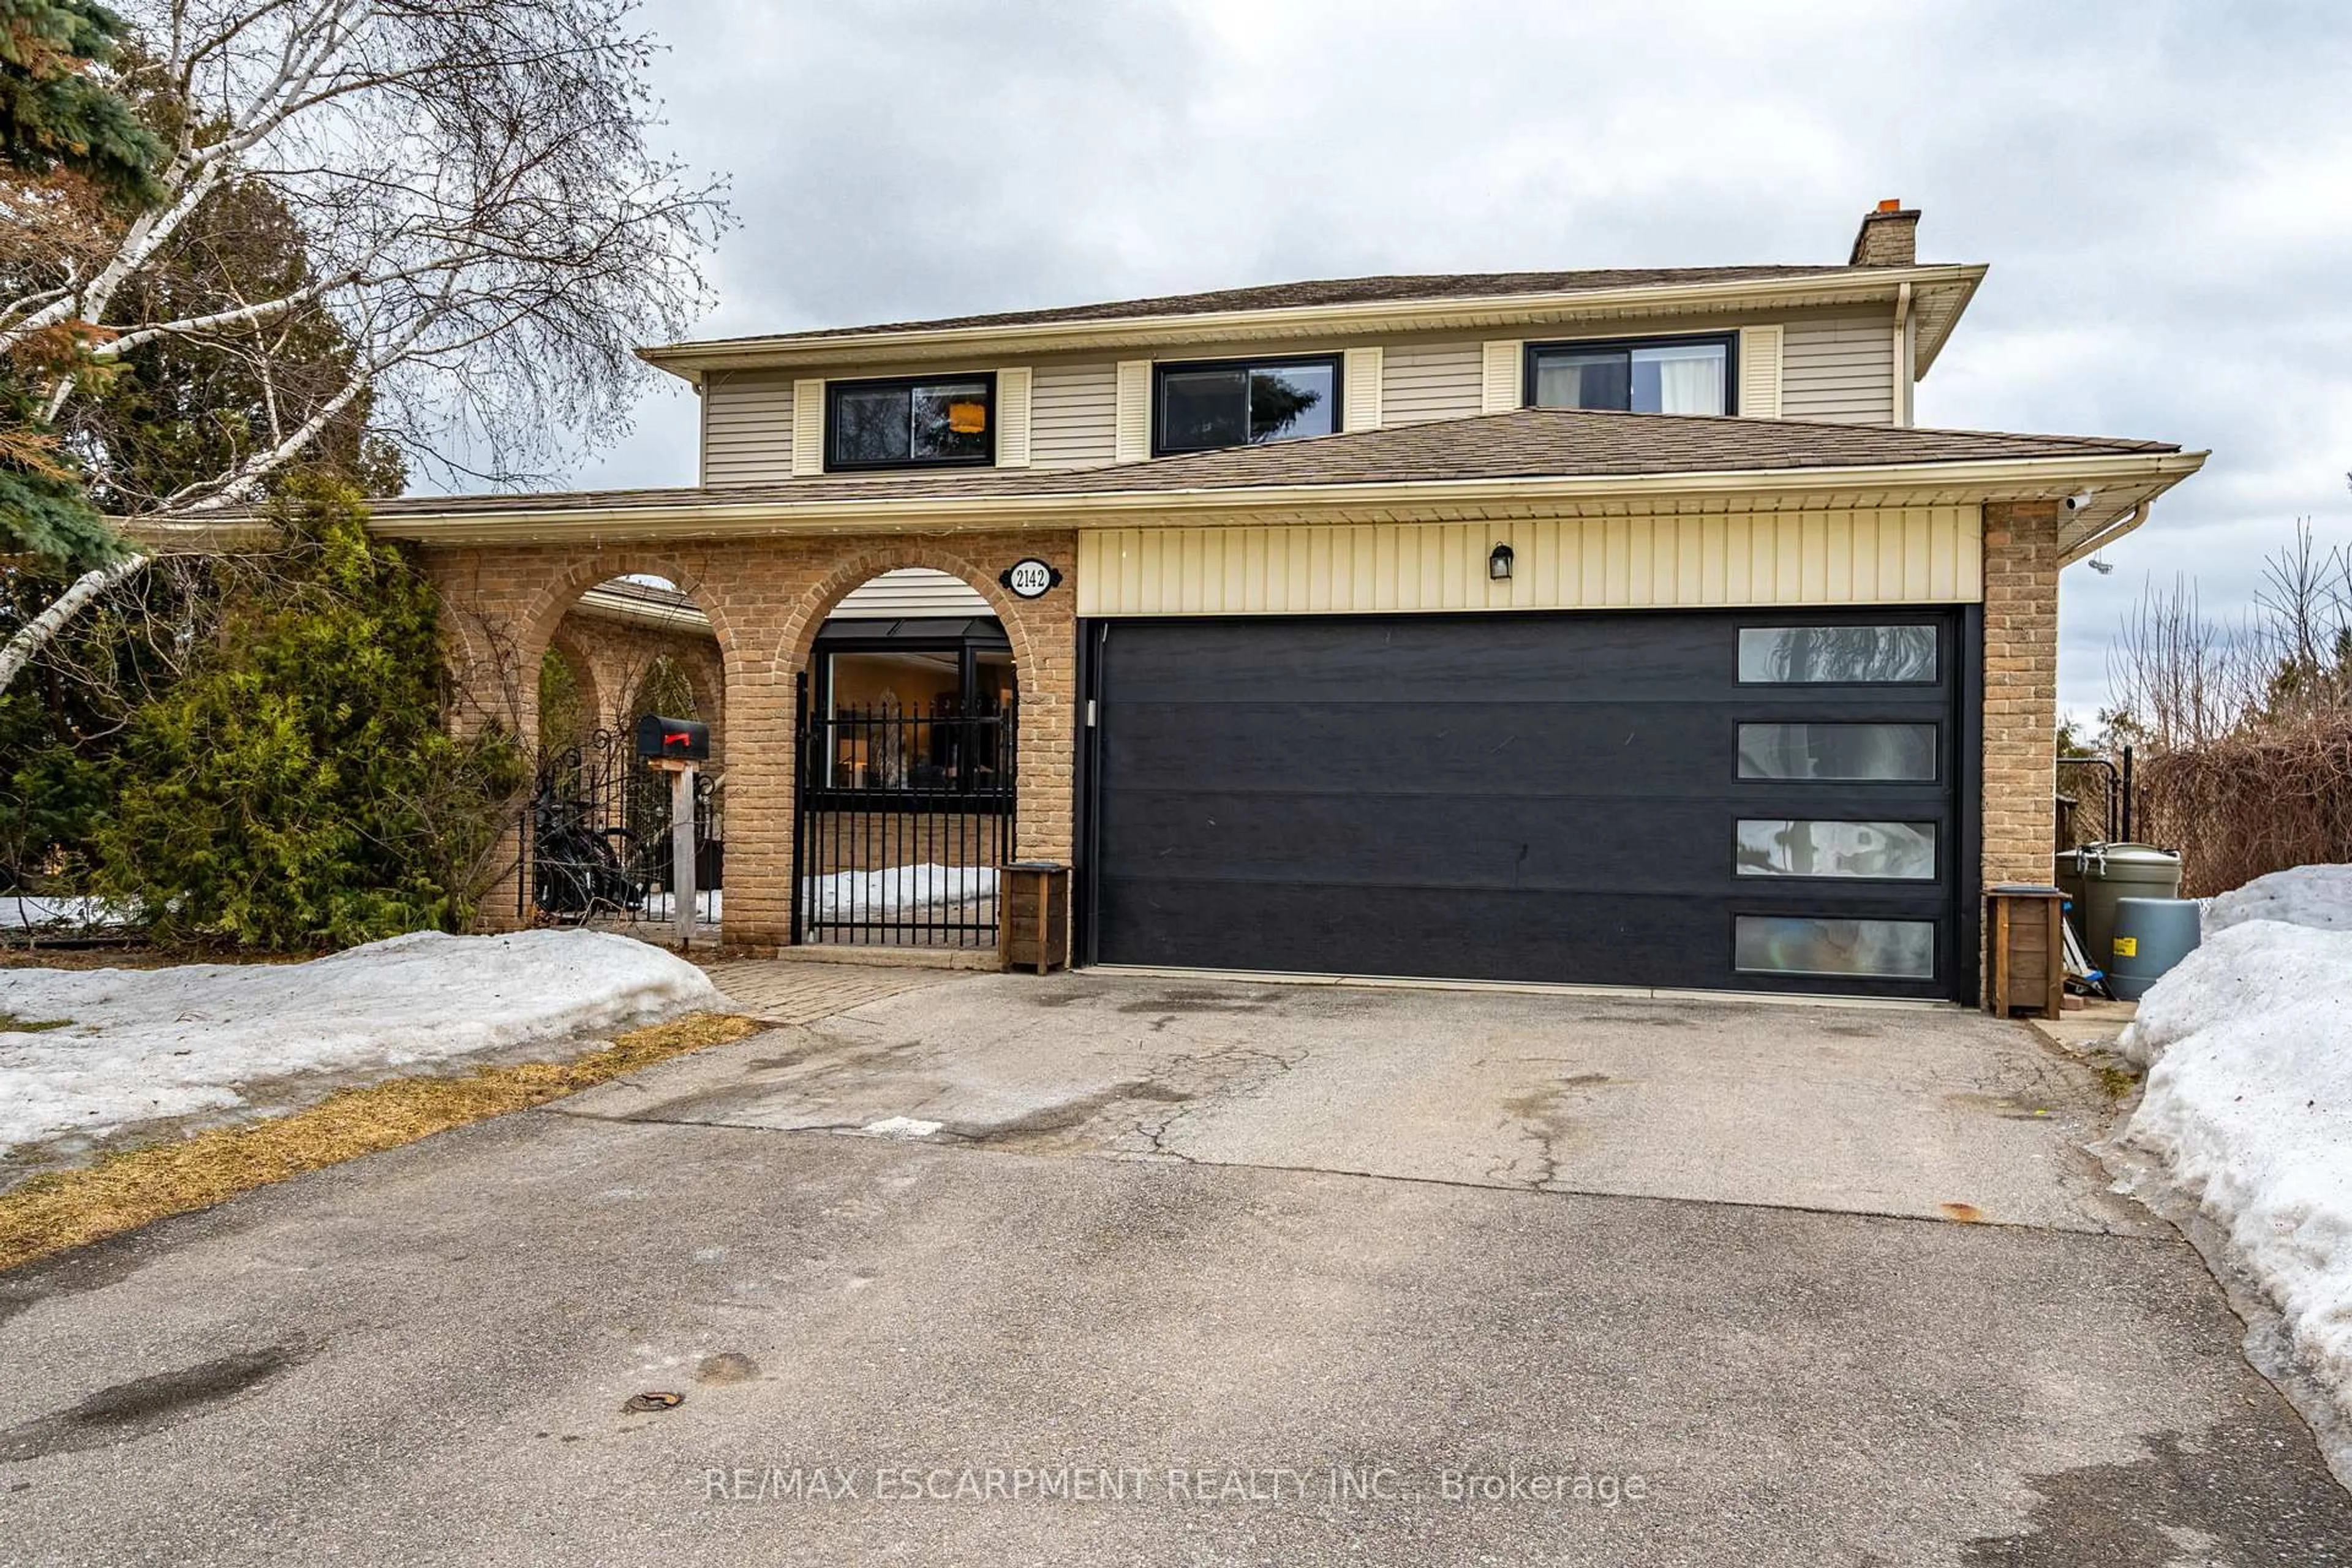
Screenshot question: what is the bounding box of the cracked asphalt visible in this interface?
[2,967,2349,1565]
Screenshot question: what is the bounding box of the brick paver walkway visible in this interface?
[698,959,968,1026]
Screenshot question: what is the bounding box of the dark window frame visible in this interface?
[823,371,999,473]
[1522,331,1739,416]
[1151,353,1344,458]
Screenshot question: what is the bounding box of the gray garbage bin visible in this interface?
[2106,897,2202,1001]
[2056,843,2184,971]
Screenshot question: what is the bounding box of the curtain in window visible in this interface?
[1643,342,1725,415]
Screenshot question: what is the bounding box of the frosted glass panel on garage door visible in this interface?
[1738,625,1937,683]
[1733,916,1936,979]
[1735,820,1936,880]
[1736,723,1937,782]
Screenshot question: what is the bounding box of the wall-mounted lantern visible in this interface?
[1488,543,1515,581]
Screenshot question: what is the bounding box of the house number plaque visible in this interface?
[1001,558,1061,599]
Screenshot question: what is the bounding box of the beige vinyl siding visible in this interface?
[1381,342,1483,426]
[831,567,993,619]
[1781,314,1899,424]
[1030,362,1118,468]
[701,371,798,486]
[1078,507,1982,617]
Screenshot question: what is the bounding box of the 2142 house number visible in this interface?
[1001,558,1060,599]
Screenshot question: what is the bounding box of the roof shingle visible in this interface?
[366,408,2184,519]
[651,265,1860,351]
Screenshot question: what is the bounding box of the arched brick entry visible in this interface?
[424,529,1078,949]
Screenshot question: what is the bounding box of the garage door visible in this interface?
[1084,609,1969,1000]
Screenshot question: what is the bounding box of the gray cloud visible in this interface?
[562,0,2352,714]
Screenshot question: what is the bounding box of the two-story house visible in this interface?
[377,202,2204,1004]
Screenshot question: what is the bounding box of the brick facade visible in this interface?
[426,529,1078,952]
[1979,499,2062,999]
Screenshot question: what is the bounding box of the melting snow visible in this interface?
[0,929,722,1155]
[2117,864,2352,1447]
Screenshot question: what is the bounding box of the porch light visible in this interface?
[1488,543,1514,581]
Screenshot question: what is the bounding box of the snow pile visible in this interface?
[0,895,133,930]
[0,930,723,1154]
[2118,867,2352,1436]
[804,864,996,921]
[2204,862,2352,935]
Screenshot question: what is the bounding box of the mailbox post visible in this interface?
[636,715,711,948]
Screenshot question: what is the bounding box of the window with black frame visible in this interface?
[1528,336,1732,416]
[1155,356,1338,454]
[826,375,995,470]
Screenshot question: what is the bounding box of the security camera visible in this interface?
[2064,489,2097,512]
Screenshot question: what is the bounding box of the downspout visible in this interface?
[2064,499,2152,567]
[1893,282,1914,426]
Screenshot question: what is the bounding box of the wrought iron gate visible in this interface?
[524,728,722,927]
[792,692,1015,948]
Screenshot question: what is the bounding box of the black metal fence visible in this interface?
[793,701,1015,948]
[2057,747,2136,849]
[525,728,722,927]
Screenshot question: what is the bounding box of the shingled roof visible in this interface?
[657,266,1853,350]
[366,407,2186,519]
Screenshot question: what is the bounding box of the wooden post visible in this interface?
[652,758,698,948]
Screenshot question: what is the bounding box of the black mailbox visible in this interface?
[635,714,709,763]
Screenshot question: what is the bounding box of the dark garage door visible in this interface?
[1084,608,1970,1000]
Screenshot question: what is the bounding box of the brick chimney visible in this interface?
[1849,199,1920,267]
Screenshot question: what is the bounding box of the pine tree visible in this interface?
[0,0,162,200]
[92,482,526,949]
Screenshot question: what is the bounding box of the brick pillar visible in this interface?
[1980,499,2062,1001]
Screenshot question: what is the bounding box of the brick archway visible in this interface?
[776,541,1075,878]
[424,527,1074,948]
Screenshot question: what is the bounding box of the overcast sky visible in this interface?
[565,0,2351,716]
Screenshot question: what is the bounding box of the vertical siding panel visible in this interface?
[1075,508,1981,617]
[1076,531,1101,616]
[1627,517,1654,606]
[1904,509,1932,599]
[1929,506,1961,600]
[1351,526,1379,611]
[1879,513,1908,601]
[1800,512,1828,602]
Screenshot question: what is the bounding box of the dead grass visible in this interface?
[0,1011,764,1275]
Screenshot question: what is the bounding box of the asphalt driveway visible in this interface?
[3,968,2348,1565]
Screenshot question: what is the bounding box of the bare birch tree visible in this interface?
[1,0,727,687]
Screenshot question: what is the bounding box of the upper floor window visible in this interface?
[1527,334,1733,417]
[827,374,995,471]
[1155,355,1339,455]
